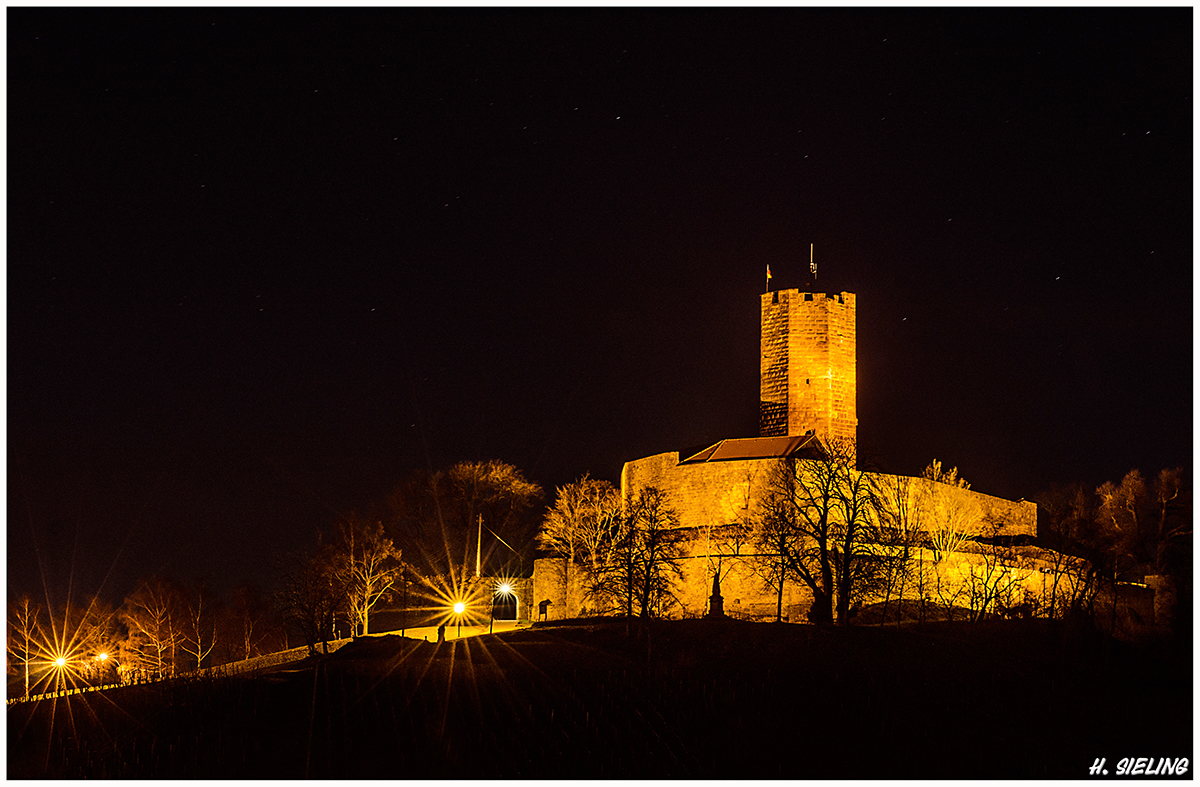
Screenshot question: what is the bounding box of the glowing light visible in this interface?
[453,601,466,615]
[54,657,67,668]
[97,652,108,661]
[497,583,513,595]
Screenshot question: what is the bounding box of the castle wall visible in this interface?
[518,452,1037,622]
[533,537,816,621]
[620,451,776,531]
[887,475,1037,538]
[536,534,1090,625]
[619,452,1036,538]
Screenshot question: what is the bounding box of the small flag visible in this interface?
[766,264,773,281]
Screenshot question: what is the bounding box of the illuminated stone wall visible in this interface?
[534,535,1085,624]
[760,290,857,442]
[619,451,1036,618]
[620,451,1036,538]
[619,451,775,533]
[532,537,815,622]
[898,475,1036,538]
[532,453,1038,621]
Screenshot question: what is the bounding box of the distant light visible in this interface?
[55,657,66,668]
[97,652,109,661]
[453,602,465,615]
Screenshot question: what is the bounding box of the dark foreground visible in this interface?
[7,617,1193,778]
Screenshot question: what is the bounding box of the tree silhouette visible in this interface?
[537,475,621,617]
[8,595,43,699]
[275,546,345,656]
[332,515,403,636]
[120,576,184,679]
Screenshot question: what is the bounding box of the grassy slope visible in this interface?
[7,617,1192,779]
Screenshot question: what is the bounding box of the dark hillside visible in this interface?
[8,618,1191,779]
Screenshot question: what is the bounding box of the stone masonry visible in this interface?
[760,289,857,442]
[532,287,1052,624]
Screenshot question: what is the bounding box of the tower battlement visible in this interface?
[759,289,857,442]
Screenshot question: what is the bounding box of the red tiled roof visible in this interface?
[679,434,823,464]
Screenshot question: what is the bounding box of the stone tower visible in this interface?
[759,289,857,442]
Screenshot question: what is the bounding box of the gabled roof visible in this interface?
[679,434,824,464]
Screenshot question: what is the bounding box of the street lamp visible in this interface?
[491,581,515,634]
[453,601,465,638]
[51,653,70,694]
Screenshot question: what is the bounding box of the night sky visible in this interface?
[8,9,1192,604]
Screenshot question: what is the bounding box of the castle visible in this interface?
[533,288,1078,623]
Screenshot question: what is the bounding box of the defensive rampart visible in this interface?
[532,450,1038,623]
[619,451,1037,538]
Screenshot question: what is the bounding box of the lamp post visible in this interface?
[453,601,465,638]
[52,655,68,695]
[401,564,408,638]
[96,651,109,684]
[491,582,514,635]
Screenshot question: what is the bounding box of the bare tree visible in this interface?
[922,459,970,488]
[275,546,345,656]
[1087,467,1192,635]
[920,460,977,561]
[601,486,687,619]
[911,460,978,621]
[1097,470,1146,554]
[8,595,43,699]
[441,460,544,576]
[961,518,1034,623]
[537,475,621,617]
[830,448,887,624]
[228,583,275,661]
[751,487,805,623]
[388,461,543,578]
[1150,468,1191,575]
[763,437,880,625]
[766,451,837,623]
[119,577,185,679]
[630,487,687,618]
[1035,482,1100,620]
[333,516,404,636]
[873,473,923,625]
[180,578,220,671]
[1029,545,1094,620]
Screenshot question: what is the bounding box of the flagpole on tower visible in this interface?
[765,264,773,293]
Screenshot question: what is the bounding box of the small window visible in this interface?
[804,293,813,301]
[772,291,779,304]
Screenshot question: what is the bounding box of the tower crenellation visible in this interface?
[759,289,857,442]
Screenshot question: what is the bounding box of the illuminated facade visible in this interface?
[534,289,1045,623]
[759,289,857,442]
